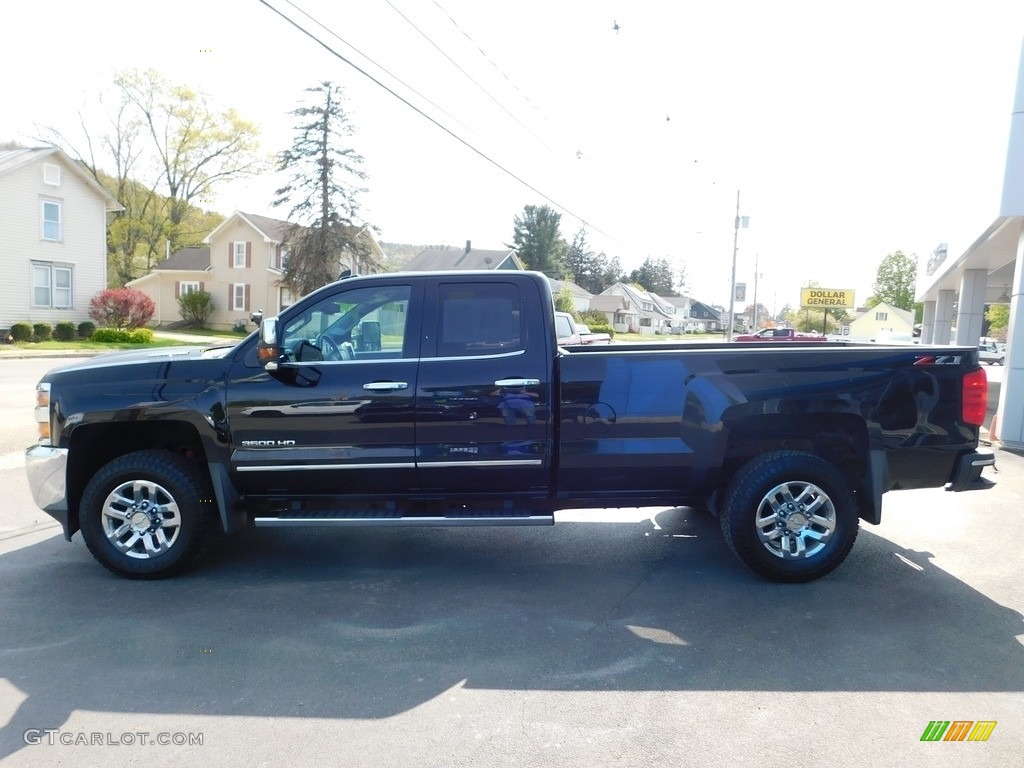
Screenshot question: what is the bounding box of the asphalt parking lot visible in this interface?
[1,357,1021,767]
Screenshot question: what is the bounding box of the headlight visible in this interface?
[35,383,51,444]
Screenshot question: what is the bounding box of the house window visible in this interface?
[875,311,888,321]
[180,281,201,295]
[233,242,247,268]
[43,163,61,186]
[232,283,248,311]
[41,199,62,241]
[279,286,294,311]
[33,263,73,308]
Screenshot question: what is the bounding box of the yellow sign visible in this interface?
[800,287,855,309]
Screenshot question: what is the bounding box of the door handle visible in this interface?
[494,378,540,387]
[363,381,409,391]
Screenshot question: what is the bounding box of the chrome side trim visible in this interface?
[424,349,526,362]
[237,462,417,472]
[254,515,555,528]
[418,459,543,467]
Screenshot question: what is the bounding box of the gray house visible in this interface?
[404,241,523,271]
[0,147,122,334]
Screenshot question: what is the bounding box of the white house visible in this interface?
[0,147,122,334]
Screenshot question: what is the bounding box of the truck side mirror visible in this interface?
[256,316,282,370]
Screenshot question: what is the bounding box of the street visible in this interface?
[1,357,1021,767]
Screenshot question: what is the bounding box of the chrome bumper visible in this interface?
[25,444,71,536]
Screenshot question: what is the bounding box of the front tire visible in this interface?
[79,450,215,579]
[720,451,859,582]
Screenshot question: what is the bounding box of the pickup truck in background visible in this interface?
[734,327,828,341]
[554,311,612,345]
[27,271,994,583]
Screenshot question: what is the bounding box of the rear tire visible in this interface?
[79,450,216,579]
[720,451,859,582]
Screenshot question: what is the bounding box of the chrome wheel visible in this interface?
[100,479,182,558]
[720,450,858,582]
[80,450,214,579]
[754,480,836,559]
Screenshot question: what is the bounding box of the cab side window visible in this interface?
[436,282,523,357]
[281,284,412,362]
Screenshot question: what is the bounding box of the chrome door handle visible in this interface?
[494,378,540,387]
[363,381,409,391]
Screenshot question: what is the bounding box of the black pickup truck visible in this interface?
[26,271,994,582]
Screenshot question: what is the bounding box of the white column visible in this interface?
[954,269,988,345]
[920,300,936,344]
[996,227,1024,449]
[934,290,955,344]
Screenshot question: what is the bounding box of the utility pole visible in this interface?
[727,191,749,342]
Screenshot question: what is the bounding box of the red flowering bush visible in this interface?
[89,288,155,331]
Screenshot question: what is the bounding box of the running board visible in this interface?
[253,512,554,528]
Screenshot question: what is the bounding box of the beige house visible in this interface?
[0,147,122,334]
[846,302,915,341]
[129,211,384,330]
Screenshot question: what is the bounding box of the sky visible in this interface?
[2,1,1023,314]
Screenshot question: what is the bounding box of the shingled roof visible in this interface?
[153,246,211,271]
[404,241,522,271]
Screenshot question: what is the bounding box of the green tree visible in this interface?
[117,69,264,252]
[511,204,567,277]
[600,254,626,290]
[40,69,253,284]
[628,256,676,295]
[563,227,602,294]
[787,308,839,334]
[866,250,917,310]
[554,284,576,314]
[273,82,376,296]
[985,303,1010,338]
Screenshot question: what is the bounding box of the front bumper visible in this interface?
[946,450,996,492]
[25,444,71,538]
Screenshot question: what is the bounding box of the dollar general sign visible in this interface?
[800,288,855,309]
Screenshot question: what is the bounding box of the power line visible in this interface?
[430,0,579,156]
[276,0,478,140]
[257,0,618,242]
[383,0,562,158]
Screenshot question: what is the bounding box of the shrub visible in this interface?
[233,319,248,333]
[177,290,214,329]
[78,321,96,339]
[578,310,614,337]
[55,321,77,341]
[89,288,155,330]
[33,323,53,342]
[10,322,33,342]
[91,328,130,343]
[127,328,154,343]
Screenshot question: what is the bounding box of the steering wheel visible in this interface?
[317,335,354,361]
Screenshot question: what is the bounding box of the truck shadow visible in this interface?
[1,509,1022,758]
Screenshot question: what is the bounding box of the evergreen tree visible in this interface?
[562,226,604,294]
[628,256,676,295]
[511,204,568,277]
[273,82,377,296]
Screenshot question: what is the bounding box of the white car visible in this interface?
[978,343,1005,365]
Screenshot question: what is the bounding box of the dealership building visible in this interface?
[917,42,1024,450]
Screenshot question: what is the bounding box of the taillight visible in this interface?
[962,368,987,427]
[35,383,51,443]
